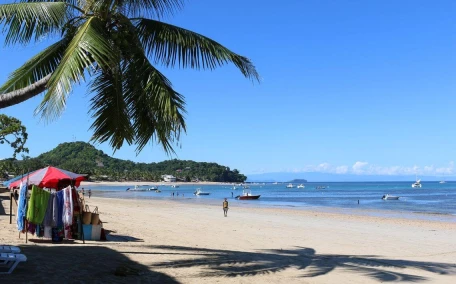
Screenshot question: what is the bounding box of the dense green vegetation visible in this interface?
[0,114,28,158]
[0,142,247,182]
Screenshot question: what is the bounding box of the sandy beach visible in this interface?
[1,192,456,283]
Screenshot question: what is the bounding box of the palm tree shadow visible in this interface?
[148,245,456,282]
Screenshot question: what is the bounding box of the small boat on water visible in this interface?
[286,183,294,188]
[127,185,153,191]
[235,190,260,200]
[155,189,161,193]
[194,188,210,195]
[412,179,422,188]
[171,185,179,188]
[382,194,399,200]
[297,184,305,189]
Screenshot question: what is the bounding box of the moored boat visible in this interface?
[297,184,305,188]
[194,188,210,195]
[412,179,422,188]
[382,194,399,200]
[286,183,294,188]
[235,190,260,200]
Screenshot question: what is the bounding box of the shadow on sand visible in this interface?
[0,194,11,216]
[2,245,179,283]
[136,245,456,282]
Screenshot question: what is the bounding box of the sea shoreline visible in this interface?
[91,194,456,224]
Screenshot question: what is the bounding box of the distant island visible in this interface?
[0,142,247,183]
[288,179,308,183]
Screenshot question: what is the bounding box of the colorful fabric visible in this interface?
[44,226,52,238]
[56,190,64,227]
[16,183,28,231]
[27,223,36,235]
[26,185,51,224]
[52,193,59,226]
[43,193,55,226]
[63,186,73,239]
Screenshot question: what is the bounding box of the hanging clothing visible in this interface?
[16,182,28,231]
[52,193,59,226]
[27,222,36,235]
[26,185,51,224]
[56,190,64,227]
[44,226,52,238]
[63,186,73,239]
[43,193,55,226]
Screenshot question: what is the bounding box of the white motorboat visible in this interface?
[412,179,422,188]
[439,181,446,184]
[297,184,305,189]
[382,194,399,200]
[127,185,153,191]
[194,188,210,195]
[286,183,294,188]
[171,185,179,188]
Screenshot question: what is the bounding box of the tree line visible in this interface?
[0,142,247,183]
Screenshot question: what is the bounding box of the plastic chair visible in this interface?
[0,246,21,253]
[0,253,27,274]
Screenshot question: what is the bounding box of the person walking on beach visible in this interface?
[223,198,229,217]
[88,189,92,198]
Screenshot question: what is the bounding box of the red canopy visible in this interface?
[8,166,85,189]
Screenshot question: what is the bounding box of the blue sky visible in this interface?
[1,0,456,178]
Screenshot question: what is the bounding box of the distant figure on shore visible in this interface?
[173,192,175,197]
[223,198,229,217]
[82,188,85,196]
[88,189,92,198]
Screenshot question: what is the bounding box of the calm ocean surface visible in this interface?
[89,182,456,221]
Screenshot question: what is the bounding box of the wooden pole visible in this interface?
[9,192,12,224]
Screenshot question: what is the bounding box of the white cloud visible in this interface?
[288,161,455,176]
[335,165,349,174]
[352,161,368,174]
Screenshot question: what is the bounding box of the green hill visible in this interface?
[1,142,247,182]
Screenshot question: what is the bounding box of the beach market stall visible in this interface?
[8,166,88,243]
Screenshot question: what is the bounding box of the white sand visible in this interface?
[1,193,455,283]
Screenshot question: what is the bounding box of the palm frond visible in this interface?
[134,18,260,82]
[0,2,68,45]
[89,65,134,151]
[37,16,116,121]
[118,0,184,18]
[0,38,68,93]
[123,51,186,154]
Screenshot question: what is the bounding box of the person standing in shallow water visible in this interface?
[223,198,229,217]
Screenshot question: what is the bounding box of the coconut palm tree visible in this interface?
[0,0,259,153]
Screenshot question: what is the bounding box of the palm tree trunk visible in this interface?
[0,74,51,109]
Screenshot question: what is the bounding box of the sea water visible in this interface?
[88,182,456,222]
